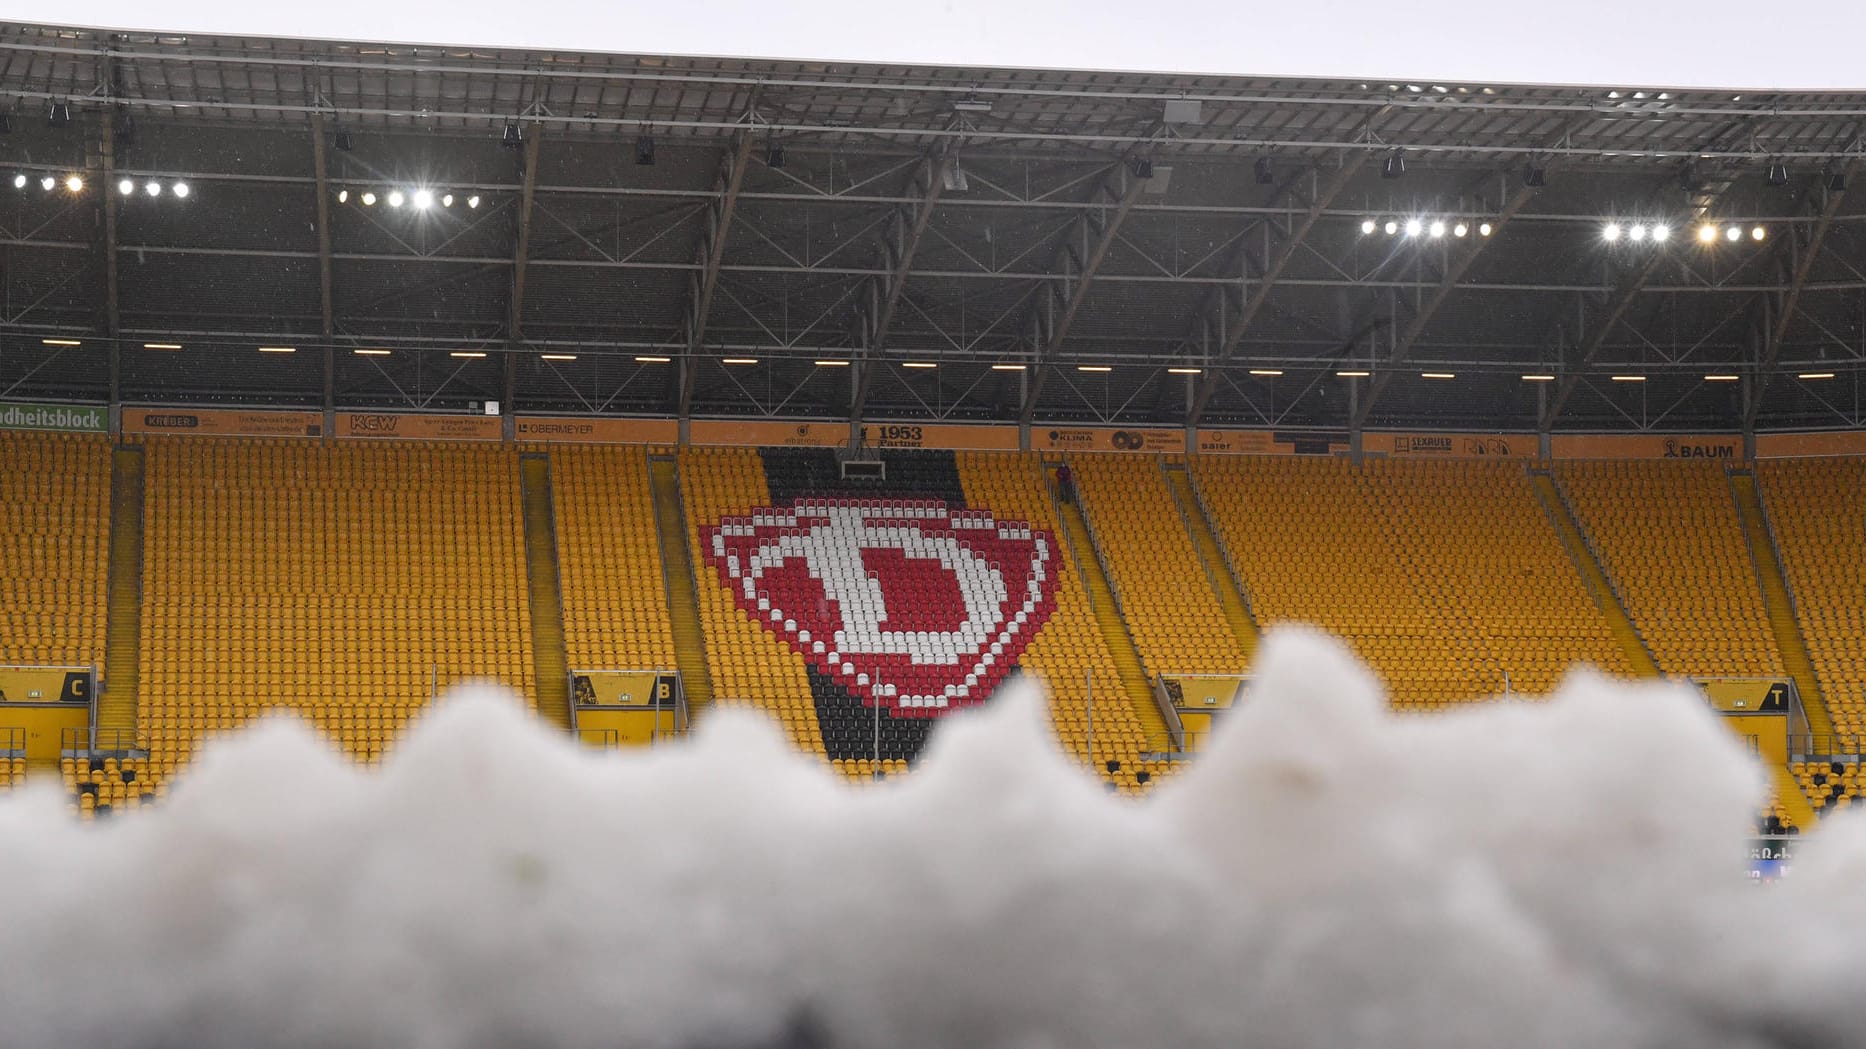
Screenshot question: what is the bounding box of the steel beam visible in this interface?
[1351,181,1543,427]
[678,133,756,417]
[98,106,121,409]
[1018,152,1153,424]
[310,112,337,413]
[1539,166,1745,429]
[1744,163,1855,429]
[1182,154,1372,427]
[504,124,544,414]
[850,142,957,422]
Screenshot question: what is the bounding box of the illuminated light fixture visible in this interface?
[11,174,25,189]
[813,359,850,366]
[337,188,349,204]
[387,190,405,207]
[903,361,939,369]
[1428,220,1446,238]
[1752,226,1767,241]
[501,123,521,149]
[1360,218,1376,235]
[1453,222,1469,237]
[441,193,454,207]
[1478,222,1493,236]
[722,357,759,365]
[40,338,82,347]
[1629,224,1647,242]
[1421,371,1455,379]
[1726,225,1742,242]
[144,181,160,197]
[1651,225,1670,241]
[1381,152,1405,179]
[635,134,656,166]
[448,350,487,358]
[1697,223,1718,242]
[1521,374,1556,381]
[360,192,377,206]
[1383,220,1399,236]
[952,96,993,113]
[1800,372,1836,380]
[1075,365,1112,373]
[47,102,70,128]
[1704,373,1740,381]
[992,363,1028,371]
[1610,374,1646,382]
[1248,369,1284,376]
[1336,370,1370,377]
[353,348,391,356]
[38,176,55,191]
[257,346,296,354]
[117,178,134,195]
[1168,367,1203,374]
[412,189,434,209]
[171,182,188,199]
[1602,222,1622,242]
[1404,218,1423,237]
[540,354,578,361]
[142,342,182,351]
[635,355,672,363]
[466,195,481,209]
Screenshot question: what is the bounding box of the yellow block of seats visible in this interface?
[956,452,1167,786]
[0,431,110,670]
[1558,460,1782,680]
[135,437,536,786]
[1192,455,1630,708]
[1068,453,1246,678]
[679,447,828,761]
[549,445,677,672]
[1760,459,1866,737]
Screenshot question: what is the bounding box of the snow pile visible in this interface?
[0,626,1861,1049]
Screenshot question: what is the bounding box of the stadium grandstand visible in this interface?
[2,17,1865,853]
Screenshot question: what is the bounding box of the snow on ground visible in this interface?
[0,626,1858,1049]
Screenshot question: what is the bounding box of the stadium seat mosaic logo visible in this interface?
[703,499,1059,716]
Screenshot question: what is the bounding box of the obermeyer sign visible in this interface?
[0,402,106,432]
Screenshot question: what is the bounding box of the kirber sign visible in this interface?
[702,499,1059,716]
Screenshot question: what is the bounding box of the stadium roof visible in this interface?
[2,20,1864,433]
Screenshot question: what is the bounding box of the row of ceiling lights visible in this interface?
[10,173,192,197]
[335,188,483,209]
[1360,216,1495,238]
[31,339,1843,381]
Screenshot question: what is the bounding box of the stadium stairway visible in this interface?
[1164,462,1259,663]
[98,444,144,745]
[1530,469,1661,678]
[1729,469,1834,740]
[650,455,714,723]
[1050,464,1174,754]
[1770,762,1819,831]
[519,454,572,733]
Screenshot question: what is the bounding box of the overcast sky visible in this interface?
[13,0,1866,91]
